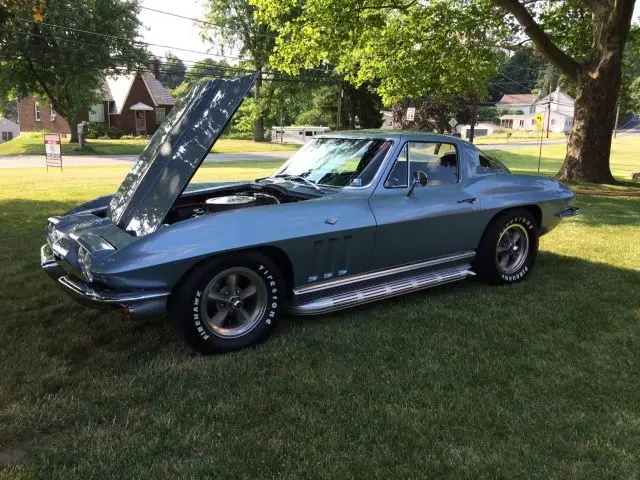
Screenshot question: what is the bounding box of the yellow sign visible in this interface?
[535,114,544,127]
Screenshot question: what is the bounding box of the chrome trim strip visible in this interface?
[47,216,61,225]
[52,242,69,258]
[290,265,475,315]
[293,251,476,296]
[58,275,170,304]
[555,206,582,218]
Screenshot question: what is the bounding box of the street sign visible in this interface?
[535,114,544,128]
[44,134,62,171]
[448,118,458,128]
[406,107,416,122]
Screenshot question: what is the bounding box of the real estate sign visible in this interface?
[44,134,62,171]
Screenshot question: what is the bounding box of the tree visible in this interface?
[489,51,545,102]
[200,0,279,141]
[254,0,637,183]
[0,0,146,142]
[492,0,636,183]
[157,52,186,89]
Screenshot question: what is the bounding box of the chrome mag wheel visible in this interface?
[496,224,530,275]
[200,267,268,339]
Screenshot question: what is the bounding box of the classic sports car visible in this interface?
[41,75,581,354]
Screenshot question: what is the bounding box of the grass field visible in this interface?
[475,130,566,145]
[0,145,639,478]
[0,134,299,156]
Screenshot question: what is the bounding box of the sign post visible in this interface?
[44,134,63,171]
[535,114,544,173]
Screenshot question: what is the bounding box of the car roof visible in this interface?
[316,130,473,146]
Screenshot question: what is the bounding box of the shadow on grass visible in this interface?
[1,196,639,477]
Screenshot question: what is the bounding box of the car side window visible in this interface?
[385,141,459,188]
[385,144,409,187]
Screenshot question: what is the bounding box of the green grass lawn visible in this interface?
[475,130,566,145]
[0,134,299,156]
[485,135,640,185]
[0,148,639,478]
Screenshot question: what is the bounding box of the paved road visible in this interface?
[0,151,295,168]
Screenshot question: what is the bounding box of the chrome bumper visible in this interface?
[41,244,169,318]
[555,206,582,218]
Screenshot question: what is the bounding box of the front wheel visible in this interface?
[171,252,285,354]
[474,209,539,285]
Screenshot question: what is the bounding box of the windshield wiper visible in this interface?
[259,174,324,193]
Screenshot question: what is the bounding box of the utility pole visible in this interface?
[337,85,343,129]
[468,92,478,143]
[546,101,551,139]
[614,101,620,138]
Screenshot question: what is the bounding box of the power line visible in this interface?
[139,6,279,40]
[14,17,252,62]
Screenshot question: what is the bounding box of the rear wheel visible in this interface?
[474,209,538,285]
[171,252,284,354]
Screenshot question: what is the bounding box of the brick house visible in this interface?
[17,71,175,137]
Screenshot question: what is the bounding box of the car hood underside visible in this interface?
[107,74,257,237]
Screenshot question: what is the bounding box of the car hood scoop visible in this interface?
[108,74,257,236]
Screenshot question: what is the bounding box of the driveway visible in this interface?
[0,151,295,168]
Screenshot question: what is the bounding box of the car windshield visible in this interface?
[272,137,392,188]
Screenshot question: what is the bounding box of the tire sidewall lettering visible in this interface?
[190,263,279,342]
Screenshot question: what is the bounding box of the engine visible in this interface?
[203,193,280,213]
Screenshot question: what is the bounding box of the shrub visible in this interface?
[86,123,124,139]
[221,131,254,140]
[120,134,148,140]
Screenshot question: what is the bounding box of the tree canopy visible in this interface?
[0,0,146,141]
[253,0,637,183]
[157,52,186,90]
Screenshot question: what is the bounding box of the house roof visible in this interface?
[141,72,175,107]
[497,94,538,105]
[104,71,175,114]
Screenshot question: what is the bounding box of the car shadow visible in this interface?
[0,197,637,373]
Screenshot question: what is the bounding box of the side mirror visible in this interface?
[407,170,428,197]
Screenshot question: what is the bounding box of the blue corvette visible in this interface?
[41,75,581,354]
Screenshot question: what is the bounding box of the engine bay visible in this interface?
[164,185,304,225]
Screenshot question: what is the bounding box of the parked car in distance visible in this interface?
[41,75,581,354]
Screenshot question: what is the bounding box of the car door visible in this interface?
[368,140,485,270]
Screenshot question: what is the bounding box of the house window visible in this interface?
[34,102,41,122]
[50,109,56,121]
[155,108,165,124]
[551,119,556,126]
[2,132,13,141]
[519,120,524,127]
[531,119,535,126]
[88,104,105,123]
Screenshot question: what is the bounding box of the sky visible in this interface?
[137,0,236,67]
[137,0,640,68]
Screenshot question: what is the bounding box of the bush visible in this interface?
[86,123,124,139]
[120,134,148,140]
[221,131,254,140]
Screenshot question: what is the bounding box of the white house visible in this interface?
[272,126,331,144]
[0,118,19,143]
[496,94,538,114]
[499,88,575,133]
[456,122,502,139]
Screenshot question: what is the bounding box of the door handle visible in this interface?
[457,197,477,204]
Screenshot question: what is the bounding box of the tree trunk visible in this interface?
[69,112,82,144]
[556,69,620,183]
[555,1,635,184]
[253,72,265,142]
[468,95,477,143]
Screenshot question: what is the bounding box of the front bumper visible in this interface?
[41,244,169,318]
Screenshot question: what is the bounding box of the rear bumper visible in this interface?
[41,244,169,318]
[555,206,582,218]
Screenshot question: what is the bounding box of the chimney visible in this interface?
[150,57,161,79]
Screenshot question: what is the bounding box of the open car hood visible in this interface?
[108,74,257,236]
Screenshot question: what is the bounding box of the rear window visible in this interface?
[479,153,510,173]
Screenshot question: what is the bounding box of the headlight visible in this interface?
[77,247,93,283]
